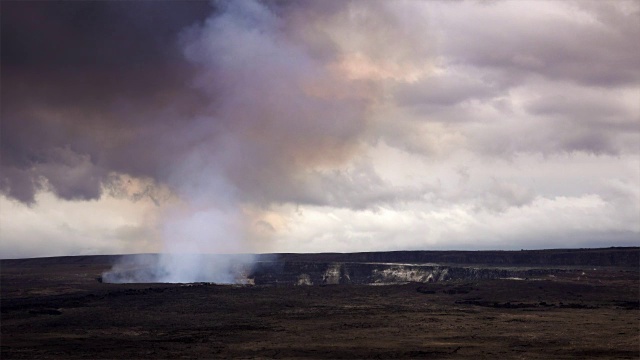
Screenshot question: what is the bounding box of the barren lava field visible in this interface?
[1,248,639,359]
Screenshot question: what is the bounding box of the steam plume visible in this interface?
[100,0,380,282]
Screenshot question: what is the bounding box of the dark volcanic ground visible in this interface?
[1,248,639,359]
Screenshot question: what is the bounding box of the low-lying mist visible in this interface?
[101,253,257,284]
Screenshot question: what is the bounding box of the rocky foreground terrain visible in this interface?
[1,247,639,359]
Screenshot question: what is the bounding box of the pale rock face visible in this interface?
[322,264,342,284]
[297,274,312,286]
[372,266,444,284]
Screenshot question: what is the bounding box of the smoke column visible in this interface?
[102,0,383,282]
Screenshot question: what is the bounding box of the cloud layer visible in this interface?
[1,0,638,259]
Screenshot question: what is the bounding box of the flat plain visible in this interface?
[1,250,638,359]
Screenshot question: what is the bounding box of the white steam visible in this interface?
[101,254,255,284]
[103,0,375,283]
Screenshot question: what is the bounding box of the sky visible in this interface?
[1,0,639,259]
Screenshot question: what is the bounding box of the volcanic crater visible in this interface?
[2,247,639,359]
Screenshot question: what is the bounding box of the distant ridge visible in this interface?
[271,247,640,267]
[2,247,638,268]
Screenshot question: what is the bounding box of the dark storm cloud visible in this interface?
[1,1,214,203]
[1,0,379,208]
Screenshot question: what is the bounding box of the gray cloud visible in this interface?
[7,1,635,205]
[394,71,500,108]
[1,1,638,259]
[1,1,214,203]
[383,0,639,158]
[287,161,434,210]
[437,1,640,87]
[1,1,380,207]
